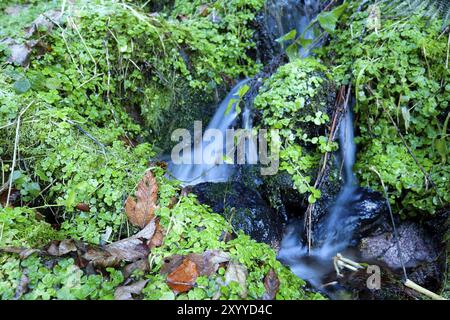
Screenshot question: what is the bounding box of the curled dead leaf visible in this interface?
[149,219,164,249]
[263,268,280,300]
[114,280,148,300]
[166,258,199,293]
[105,218,156,261]
[225,262,248,298]
[125,170,158,228]
[47,240,77,256]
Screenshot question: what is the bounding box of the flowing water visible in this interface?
[168,79,253,185]
[264,0,319,56]
[169,0,363,294]
[278,106,361,290]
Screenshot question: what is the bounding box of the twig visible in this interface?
[65,119,106,153]
[6,102,33,207]
[305,85,351,252]
[404,279,446,300]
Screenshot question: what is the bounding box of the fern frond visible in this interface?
[374,0,449,28]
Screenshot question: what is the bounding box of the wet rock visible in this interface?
[191,182,283,246]
[314,187,388,247]
[345,188,389,240]
[359,222,440,270]
[260,172,305,220]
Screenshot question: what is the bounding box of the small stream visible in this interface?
[169,0,360,292]
[168,79,252,185]
[278,105,361,293]
[167,0,445,299]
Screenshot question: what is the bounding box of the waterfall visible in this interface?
[264,0,319,56]
[168,79,254,185]
[278,104,360,290]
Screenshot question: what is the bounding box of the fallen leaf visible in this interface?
[83,249,121,268]
[262,268,280,300]
[114,280,148,300]
[192,250,230,276]
[122,259,149,279]
[225,262,248,298]
[125,170,158,228]
[25,10,62,38]
[3,39,31,67]
[149,219,164,249]
[76,203,90,212]
[105,219,156,261]
[47,240,77,256]
[0,247,41,259]
[161,250,230,278]
[13,274,29,300]
[166,258,199,293]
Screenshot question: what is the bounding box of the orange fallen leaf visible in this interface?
[125,170,158,228]
[166,258,199,293]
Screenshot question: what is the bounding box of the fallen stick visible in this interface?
[404,279,446,301]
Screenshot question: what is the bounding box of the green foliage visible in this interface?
[0,0,265,242]
[321,5,449,216]
[143,168,323,300]
[0,74,155,243]
[0,255,124,300]
[254,59,337,203]
[278,2,349,61]
[0,207,63,248]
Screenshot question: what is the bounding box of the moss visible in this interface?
[0,0,319,300]
[321,4,449,216]
[254,58,337,203]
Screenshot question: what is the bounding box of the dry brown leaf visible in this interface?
[161,250,230,278]
[76,203,90,212]
[47,240,77,256]
[263,268,280,300]
[225,262,248,298]
[188,250,230,276]
[122,259,149,279]
[105,219,156,261]
[114,280,148,300]
[125,170,158,228]
[0,247,40,259]
[149,219,164,249]
[83,249,121,268]
[166,258,199,293]
[25,10,62,38]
